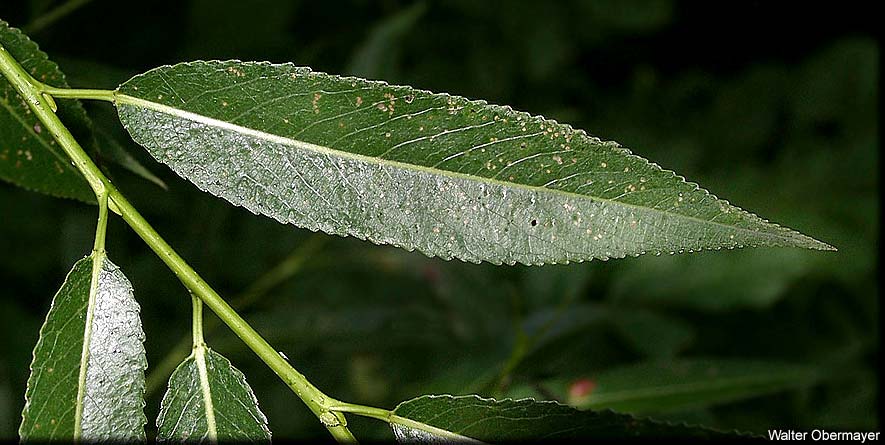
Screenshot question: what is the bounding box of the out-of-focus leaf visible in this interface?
[522,303,607,351]
[610,249,816,311]
[116,61,831,266]
[19,255,146,442]
[389,394,743,441]
[609,309,694,358]
[805,371,877,430]
[157,347,270,443]
[0,20,93,202]
[521,263,591,308]
[93,124,167,189]
[182,0,297,60]
[578,0,674,33]
[347,2,427,80]
[570,359,821,414]
[213,258,456,356]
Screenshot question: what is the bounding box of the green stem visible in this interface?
[0,43,355,443]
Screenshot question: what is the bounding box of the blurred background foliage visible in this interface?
[0,0,878,440]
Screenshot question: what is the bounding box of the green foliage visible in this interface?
[20,255,146,442]
[0,2,876,442]
[116,61,829,265]
[535,359,822,414]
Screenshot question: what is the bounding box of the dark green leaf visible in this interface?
[0,20,93,202]
[609,249,818,311]
[156,347,270,443]
[571,359,821,413]
[390,394,744,441]
[115,61,833,265]
[19,255,146,442]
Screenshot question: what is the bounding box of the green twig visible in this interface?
[0,43,355,443]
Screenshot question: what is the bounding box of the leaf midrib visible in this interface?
[115,93,829,251]
[193,346,218,441]
[73,252,104,440]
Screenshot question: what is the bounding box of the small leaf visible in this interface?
[156,347,270,443]
[19,255,147,442]
[115,61,832,265]
[570,359,821,414]
[390,394,744,442]
[0,20,94,202]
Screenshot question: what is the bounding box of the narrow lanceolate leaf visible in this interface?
[0,20,94,202]
[157,347,270,443]
[115,61,833,265]
[19,255,147,442]
[389,395,744,442]
[571,359,821,414]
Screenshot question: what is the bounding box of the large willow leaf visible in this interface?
[389,395,742,442]
[115,61,832,265]
[0,20,94,202]
[19,254,147,442]
[156,347,270,443]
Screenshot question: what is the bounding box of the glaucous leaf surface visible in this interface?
[566,359,821,413]
[156,347,270,443]
[115,61,832,265]
[389,394,740,442]
[0,21,93,202]
[19,255,147,442]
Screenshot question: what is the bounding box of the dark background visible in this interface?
[0,0,878,440]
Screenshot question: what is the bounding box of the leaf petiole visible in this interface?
[39,85,116,102]
[191,293,205,348]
